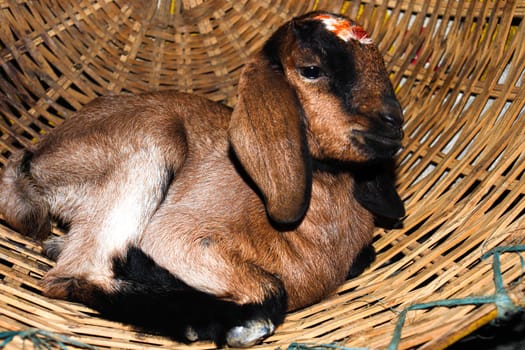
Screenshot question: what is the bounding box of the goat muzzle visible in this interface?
[352,96,404,158]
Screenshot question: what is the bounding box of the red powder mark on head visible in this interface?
[312,14,373,45]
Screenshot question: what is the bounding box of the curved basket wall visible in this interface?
[1,0,524,349]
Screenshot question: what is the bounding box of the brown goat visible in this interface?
[0,11,404,347]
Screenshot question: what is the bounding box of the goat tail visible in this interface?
[82,247,287,347]
[0,150,51,239]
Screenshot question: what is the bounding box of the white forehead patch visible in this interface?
[313,14,373,45]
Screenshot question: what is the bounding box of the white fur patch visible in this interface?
[313,14,373,45]
[98,148,168,262]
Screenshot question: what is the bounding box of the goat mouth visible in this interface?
[352,130,402,156]
[353,130,401,147]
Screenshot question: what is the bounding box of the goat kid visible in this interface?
[0,11,405,347]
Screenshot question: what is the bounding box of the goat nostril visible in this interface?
[378,107,403,139]
[380,96,404,126]
[381,113,400,127]
[380,112,403,139]
[380,106,403,131]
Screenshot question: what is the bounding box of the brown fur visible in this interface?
[0,12,403,315]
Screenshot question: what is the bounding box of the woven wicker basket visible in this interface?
[1,0,524,349]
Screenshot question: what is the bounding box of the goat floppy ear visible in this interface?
[353,162,405,220]
[229,51,311,225]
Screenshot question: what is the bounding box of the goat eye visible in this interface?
[299,66,322,80]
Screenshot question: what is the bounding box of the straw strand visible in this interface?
[287,343,368,350]
[0,329,98,350]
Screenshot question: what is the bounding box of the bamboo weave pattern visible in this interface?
[0,0,524,349]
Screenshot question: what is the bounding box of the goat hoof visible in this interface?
[41,275,88,300]
[226,319,275,347]
[41,273,110,306]
[43,236,65,261]
[185,326,199,342]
